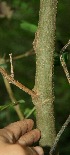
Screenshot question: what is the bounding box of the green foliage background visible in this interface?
[0,0,70,155]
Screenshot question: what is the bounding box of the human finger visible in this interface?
[17,129,41,146]
[34,146,44,155]
[4,119,34,142]
[24,147,44,155]
[0,144,40,155]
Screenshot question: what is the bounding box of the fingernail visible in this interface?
[34,146,44,155]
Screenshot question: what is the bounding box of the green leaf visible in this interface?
[20,21,37,33]
[0,63,7,69]
[0,102,17,111]
[18,99,25,104]
[0,104,10,111]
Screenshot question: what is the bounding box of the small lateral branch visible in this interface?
[6,49,34,62]
[0,67,36,98]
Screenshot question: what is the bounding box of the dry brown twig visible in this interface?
[0,57,24,120]
[0,67,36,98]
[0,50,36,98]
[9,53,14,78]
[0,50,36,119]
[6,49,34,62]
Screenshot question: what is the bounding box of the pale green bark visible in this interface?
[32,0,58,147]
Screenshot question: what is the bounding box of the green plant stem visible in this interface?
[25,107,35,118]
[32,0,58,147]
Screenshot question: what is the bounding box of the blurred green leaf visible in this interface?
[20,21,37,33]
[18,99,25,104]
[0,63,7,68]
[0,104,11,111]
[0,102,17,111]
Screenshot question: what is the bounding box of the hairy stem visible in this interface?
[32,0,58,147]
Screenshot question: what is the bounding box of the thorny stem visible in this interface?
[32,0,58,147]
[49,115,70,155]
[0,67,37,98]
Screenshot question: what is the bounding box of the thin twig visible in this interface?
[0,57,24,120]
[0,102,17,111]
[60,39,70,54]
[49,115,70,155]
[3,77,24,120]
[0,67,36,97]
[60,55,70,84]
[6,49,34,62]
[9,53,14,78]
[49,40,70,155]
[60,39,70,84]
